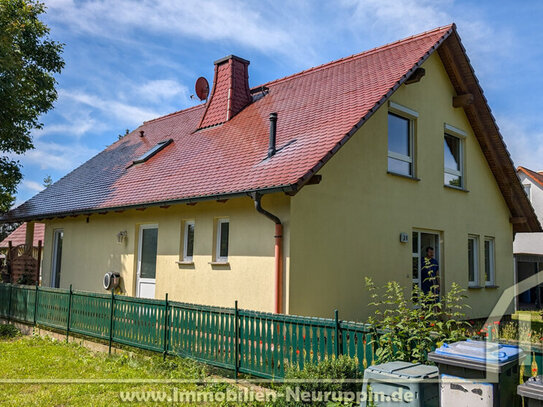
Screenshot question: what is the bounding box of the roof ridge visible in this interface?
[259,24,454,89]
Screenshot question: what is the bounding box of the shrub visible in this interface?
[0,323,20,339]
[272,355,362,406]
[365,276,471,364]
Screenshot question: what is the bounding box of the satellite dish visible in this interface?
[195,77,209,101]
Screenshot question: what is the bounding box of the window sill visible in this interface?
[176,261,194,266]
[209,261,230,266]
[444,184,469,193]
[485,284,499,289]
[387,171,420,182]
[468,285,484,289]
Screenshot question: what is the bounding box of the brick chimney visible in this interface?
[199,55,252,129]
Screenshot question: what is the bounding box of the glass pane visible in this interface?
[54,231,63,288]
[388,113,410,156]
[388,157,411,176]
[412,232,418,254]
[219,222,229,258]
[444,134,461,171]
[412,257,419,279]
[445,172,462,187]
[485,240,493,282]
[140,228,158,279]
[468,238,475,282]
[186,224,194,258]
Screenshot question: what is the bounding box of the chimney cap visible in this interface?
[214,55,250,66]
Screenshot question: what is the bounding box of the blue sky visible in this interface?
[13,0,543,205]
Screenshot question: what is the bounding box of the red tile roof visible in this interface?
[0,223,44,248]
[518,166,543,188]
[3,24,539,232]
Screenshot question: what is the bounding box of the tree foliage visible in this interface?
[0,0,64,212]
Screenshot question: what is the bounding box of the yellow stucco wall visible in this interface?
[41,193,290,312]
[288,52,514,321]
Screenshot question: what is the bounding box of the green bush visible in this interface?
[272,355,362,406]
[0,323,20,338]
[365,276,470,364]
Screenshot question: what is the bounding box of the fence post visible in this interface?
[33,281,39,326]
[7,284,12,322]
[108,290,115,354]
[66,284,73,343]
[234,300,239,380]
[163,293,169,360]
[335,309,341,357]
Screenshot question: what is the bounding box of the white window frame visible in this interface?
[485,237,496,286]
[468,235,479,287]
[215,219,229,263]
[388,102,418,177]
[182,220,195,262]
[444,124,466,188]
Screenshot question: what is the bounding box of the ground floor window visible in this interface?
[215,219,229,263]
[51,229,63,288]
[468,235,479,286]
[485,237,495,285]
[182,220,195,262]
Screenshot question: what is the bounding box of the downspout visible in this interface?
[252,193,283,313]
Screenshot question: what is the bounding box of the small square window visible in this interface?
[182,221,194,262]
[468,236,479,286]
[216,219,229,262]
[444,134,464,188]
[388,113,413,176]
[484,238,495,286]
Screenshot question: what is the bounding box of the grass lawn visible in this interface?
[0,331,260,406]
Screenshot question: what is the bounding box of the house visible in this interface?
[514,167,543,309]
[0,222,44,284]
[1,24,539,321]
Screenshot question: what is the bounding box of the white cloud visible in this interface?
[22,180,45,193]
[134,79,190,104]
[20,141,99,172]
[59,89,160,125]
[45,0,296,55]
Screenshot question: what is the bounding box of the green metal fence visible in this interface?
[0,283,375,379]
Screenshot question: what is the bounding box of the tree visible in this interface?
[42,174,52,188]
[0,0,64,213]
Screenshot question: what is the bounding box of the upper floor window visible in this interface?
[388,112,414,176]
[444,124,466,189]
[215,219,229,263]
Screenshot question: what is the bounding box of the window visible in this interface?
[523,184,531,202]
[388,113,414,176]
[468,236,479,286]
[485,238,495,286]
[216,219,229,262]
[133,139,172,164]
[444,134,463,187]
[182,221,195,262]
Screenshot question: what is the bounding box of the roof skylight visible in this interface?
[133,139,173,164]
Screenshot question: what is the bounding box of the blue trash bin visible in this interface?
[428,340,525,407]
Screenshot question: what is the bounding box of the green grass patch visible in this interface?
[0,333,255,406]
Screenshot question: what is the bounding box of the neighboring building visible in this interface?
[0,223,45,284]
[514,167,543,309]
[1,24,539,321]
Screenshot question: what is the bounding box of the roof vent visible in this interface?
[198,55,251,129]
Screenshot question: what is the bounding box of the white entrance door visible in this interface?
[136,225,158,299]
[412,231,440,291]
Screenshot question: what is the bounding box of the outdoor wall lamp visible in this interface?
[116,231,128,244]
